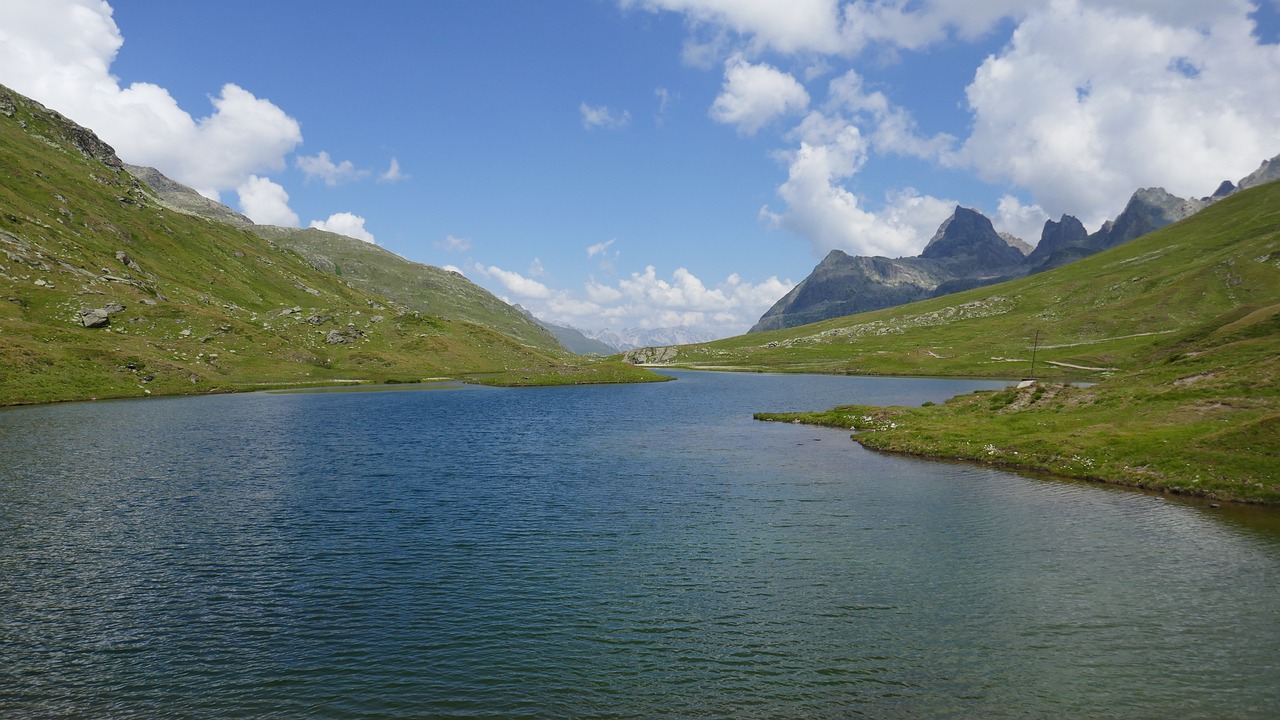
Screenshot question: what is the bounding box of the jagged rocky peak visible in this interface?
[1211,180,1237,199]
[1000,233,1033,256]
[919,206,1026,267]
[1239,153,1280,190]
[1092,187,1205,251]
[1032,214,1087,254]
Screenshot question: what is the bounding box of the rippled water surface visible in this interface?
[2,371,1278,718]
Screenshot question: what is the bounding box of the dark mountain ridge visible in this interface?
[750,157,1278,333]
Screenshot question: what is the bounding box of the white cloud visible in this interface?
[441,264,464,276]
[586,238,617,258]
[310,212,376,244]
[528,258,547,277]
[623,0,846,55]
[580,102,632,130]
[0,0,302,201]
[954,0,1280,227]
[759,124,956,258]
[587,238,621,271]
[437,235,472,253]
[824,70,954,159]
[474,259,792,338]
[236,175,299,227]
[473,264,554,299]
[654,87,676,122]
[710,54,810,135]
[378,156,409,183]
[296,151,368,186]
[993,195,1050,247]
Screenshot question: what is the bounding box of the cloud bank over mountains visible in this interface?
[636,0,1280,257]
[3,0,1277,338]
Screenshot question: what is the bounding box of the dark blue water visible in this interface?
[1,371,1278,718]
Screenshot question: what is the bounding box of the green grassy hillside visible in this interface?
[731,182,1280,503]
[125,162,569,354]
[0,85,661,405]
[645,181,1280,381]
[254,227,571,354]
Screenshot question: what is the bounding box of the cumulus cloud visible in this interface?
[473,264,555,299]
[310,212,376,244]
[296,151,368,186]
[473,260,792,338]
[710,54,810,135]
[236,175,299,227]
[993,195,1051,247]
[953,0,1280,227]
[632,0,1280,256]
[823,70,955,159]
[580,102,632,130]
[759,123,956,258]
[0,0,301,201]
[623,0,846,55]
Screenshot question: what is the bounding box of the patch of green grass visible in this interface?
[740,181,1280,504]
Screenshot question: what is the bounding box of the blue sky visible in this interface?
[3,1,1279,337]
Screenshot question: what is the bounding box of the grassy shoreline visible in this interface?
[756,376,1279,506]
[0,360,671,409]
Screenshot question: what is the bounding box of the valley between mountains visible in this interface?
[2,81,1276,504]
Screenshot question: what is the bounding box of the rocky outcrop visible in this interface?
[1087,187,1206,253]
[622,346,679,364]
[77,302,125,328]
[78,308,110,328]
[919,207,1027,271]
[1238,153,1280,190]
[325,326,365,344]
[0,85,123,170]
[1023,214,1090,272]
[124,164,254,227]
[751,206,1026,333]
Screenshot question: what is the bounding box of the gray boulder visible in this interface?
[78,308,109,328]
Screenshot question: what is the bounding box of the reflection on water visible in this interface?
[1,371,1277,718]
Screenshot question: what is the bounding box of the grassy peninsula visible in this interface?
[715,182,1278,503]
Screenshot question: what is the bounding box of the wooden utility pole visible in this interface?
[1030,328,1040,379]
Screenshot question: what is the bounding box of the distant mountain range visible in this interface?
[585,326,719,351]
[750,155,1280,332]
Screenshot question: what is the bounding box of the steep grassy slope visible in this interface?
[724,182,1280,503]
[0,85,660,405]
[125,164,569,354]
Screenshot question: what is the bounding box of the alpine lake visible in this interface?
[2,370,1277,718]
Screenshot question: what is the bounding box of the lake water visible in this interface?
[2,370,1278,718]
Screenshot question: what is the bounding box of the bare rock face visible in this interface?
[622,346,679,365]
[920,207,1027,271]
[1025,215,1089,271]
[1238,154,1280,190]
[751,206,1026,333]
[325,327,365,344]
